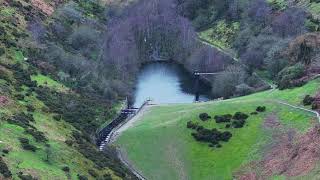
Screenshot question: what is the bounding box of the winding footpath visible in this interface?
[276,101,320,123]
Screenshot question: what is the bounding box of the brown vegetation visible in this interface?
[262,126,320,177]
[31,0,54,15]
[237,123,320,179]
[0,96,10,106]
[287,33,320,66]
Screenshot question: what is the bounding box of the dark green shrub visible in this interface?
[18,172,36,180]
[187,121,198,129]
[26,105,35,112]
[214,114,232,123]
[65,140,73,146]
[77,174,88,180]
[191,127,232,145]
[0,157,12,178]
[199,113,211,121]
[15,94,25,100]
[2,149,9,154]
[233,112,249,120]
[303,95,315,106]
[0,47,5,56]
[101,174,112,180]
[7,112,35,128]
[232,119,246,128]
[88,169,98,177]
[53,114,62,121]
[24,128,47,142]
[250,112,258,115]
[62,166,70,172]
[19,138,37,152]
[256,106,266,112]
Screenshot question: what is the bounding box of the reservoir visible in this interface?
[133,62,211,107]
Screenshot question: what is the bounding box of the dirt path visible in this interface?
[276,100,320,122]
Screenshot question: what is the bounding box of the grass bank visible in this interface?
[115,79,320,180]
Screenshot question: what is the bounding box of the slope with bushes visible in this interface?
[0,0,136,179]
[116,79,320,180]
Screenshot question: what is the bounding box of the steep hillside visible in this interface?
[179,0,320,95]
[0,0,136,179]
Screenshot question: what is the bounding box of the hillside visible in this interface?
[0,0,136,179]
[116,79,320,179]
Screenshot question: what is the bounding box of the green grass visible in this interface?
[199,29,227,50]
[31,74,69,92]
[116,79,320,180]
[0,6,15,17]
[0,78,120,179]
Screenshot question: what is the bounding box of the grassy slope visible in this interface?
[116,79,320,180]
[0,1,122,179]
[0,74,120,179]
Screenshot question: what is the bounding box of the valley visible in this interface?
[0,0,319,179]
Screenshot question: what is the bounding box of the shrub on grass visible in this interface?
[26,105,35,112]
[232,119,246,128]
[219,131,232,142]
[13,113,34,124]
[191,127,232,145]
[303,95,315,106]
[214,114,232,123]
[88,169,98,177]
[0,157,12,178]
[77,174,88,180]
[17,172,36,180]
[0,47,5,56]
[233,112,249,120]
[53,114,62,121]
[256,106,266,112]
[62,166,70,172]
[19,138,37,152]
[65,140,73,146]
[15,94,25,100]
[187,121,198,129]
[199,113,211,121]
[24,128,47,142]
[251,112,258,115]
[2,149,9,154]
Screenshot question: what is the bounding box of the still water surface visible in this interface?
[134,62,211,107]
